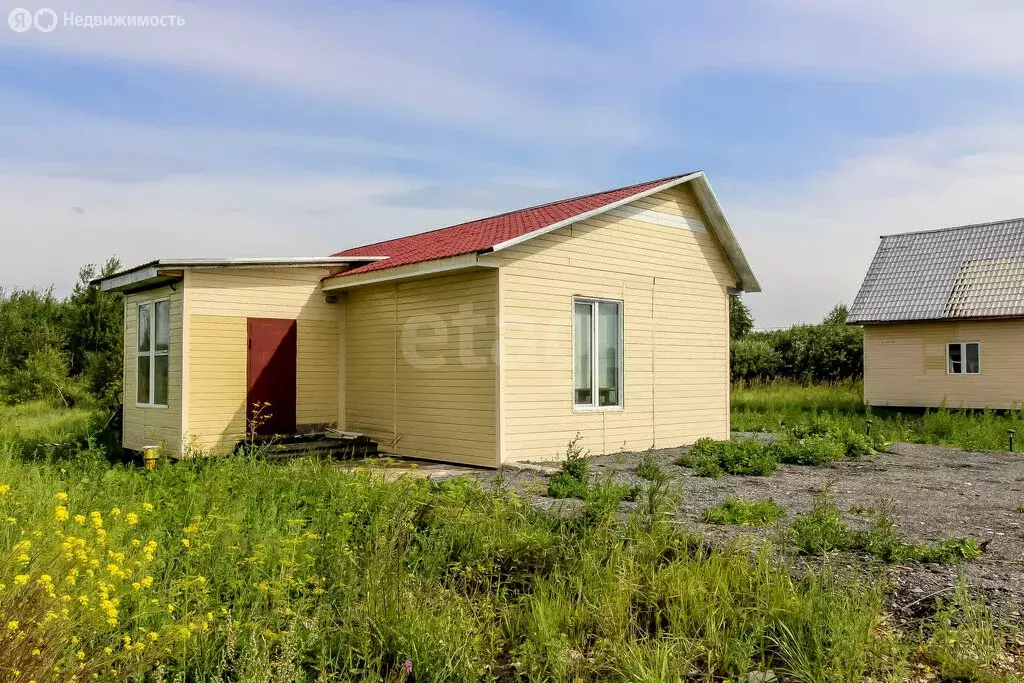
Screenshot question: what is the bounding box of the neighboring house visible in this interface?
[849,218,1024,409]
[96,172,759,466]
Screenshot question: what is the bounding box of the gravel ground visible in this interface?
[475,435,1024,625]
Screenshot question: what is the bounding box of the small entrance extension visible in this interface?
[244,317,379,460]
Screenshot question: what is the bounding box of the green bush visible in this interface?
[790,493,983,564]
[676,438,778,477]
[547,471,590,500]
[702,497,786,526]
[730,304,864,384]
[769,434,846,465]
[634,451,667,482]
[730,337,782,381]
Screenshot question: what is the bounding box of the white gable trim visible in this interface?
[488,171,760,292]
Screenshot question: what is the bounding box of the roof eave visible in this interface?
[93,256,387,292]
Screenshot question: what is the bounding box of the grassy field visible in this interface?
[0,401,1019,682]
[733,380,1024,452]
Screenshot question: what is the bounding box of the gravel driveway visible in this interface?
[479,437,1024,624]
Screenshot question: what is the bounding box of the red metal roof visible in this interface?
[330,174,690,278]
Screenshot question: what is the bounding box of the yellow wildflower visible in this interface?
[147,631,158,642]
[54,505,69,522]
[125,513,139,526]
[181,538,190,548]
[0,484,10,495]
[74,515,85,526]
[142,502,154,512]
[110,507,121,517]
[6,517,16,525]
[76,651,85,660]
[54,492,68,502]
[6,621,18,631]
[14,575,29,585]
[140,575,153,588]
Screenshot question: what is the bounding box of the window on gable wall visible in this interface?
[573,298,623,409]
[137,300,170,406]
[947,341,980,375]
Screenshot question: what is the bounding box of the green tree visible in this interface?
[62,258,123,406]
[729,295,754,340]
[0,287,69,403]
[822,303,849,326]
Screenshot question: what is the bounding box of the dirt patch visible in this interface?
[473,437,1024,624]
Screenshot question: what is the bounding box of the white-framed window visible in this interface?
[947,341,980,375]
[573,297,623,410]
[136,300,170,407]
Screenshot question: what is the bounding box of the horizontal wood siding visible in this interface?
[863,320,1024,409]
[345,269,498,466]
[185,268,341,452]
[122,285,184,452]
[484,183,736,462]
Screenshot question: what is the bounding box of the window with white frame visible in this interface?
[137,300,170,406]
[573,297,623,409]
[947,341,980,375]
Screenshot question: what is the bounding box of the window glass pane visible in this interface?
[136,356,151,404]
[597,302,621,407]
[154,355,169,405]
[965,343,980,374]
[137,304,151,353]
[574,302,593,405]
[948,343,962,374]
[155,301,170,353]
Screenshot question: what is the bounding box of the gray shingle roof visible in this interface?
[848,217,1024,323]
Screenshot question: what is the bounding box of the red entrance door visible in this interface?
[246,318,297,437]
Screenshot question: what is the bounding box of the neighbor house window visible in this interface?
[947,342,980,375]
[137,300,170,406]
[573,298,623,409]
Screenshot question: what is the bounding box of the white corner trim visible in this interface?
[321,252,495,291]
[489,173,703,253]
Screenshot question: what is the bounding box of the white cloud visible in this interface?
[0,0,651,146]
[727,121,1024,328]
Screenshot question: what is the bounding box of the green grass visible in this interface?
[702,497,786,526]
[0,400,107,458]
[790,493,983,564]
[0,405,1017,682]
[732,380,1024,452]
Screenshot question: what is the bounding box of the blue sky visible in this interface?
[2,0,1024,327]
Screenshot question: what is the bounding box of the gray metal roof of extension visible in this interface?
[848,217,1024,324]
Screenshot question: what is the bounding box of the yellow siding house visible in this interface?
[97,172,760,466]
[849,218,1024,409]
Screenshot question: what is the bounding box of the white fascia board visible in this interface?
[489,172,703,252]
[97,265,161,292]
[687,174,761,293]
[159,256,386,268]
[321,252,494,291]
